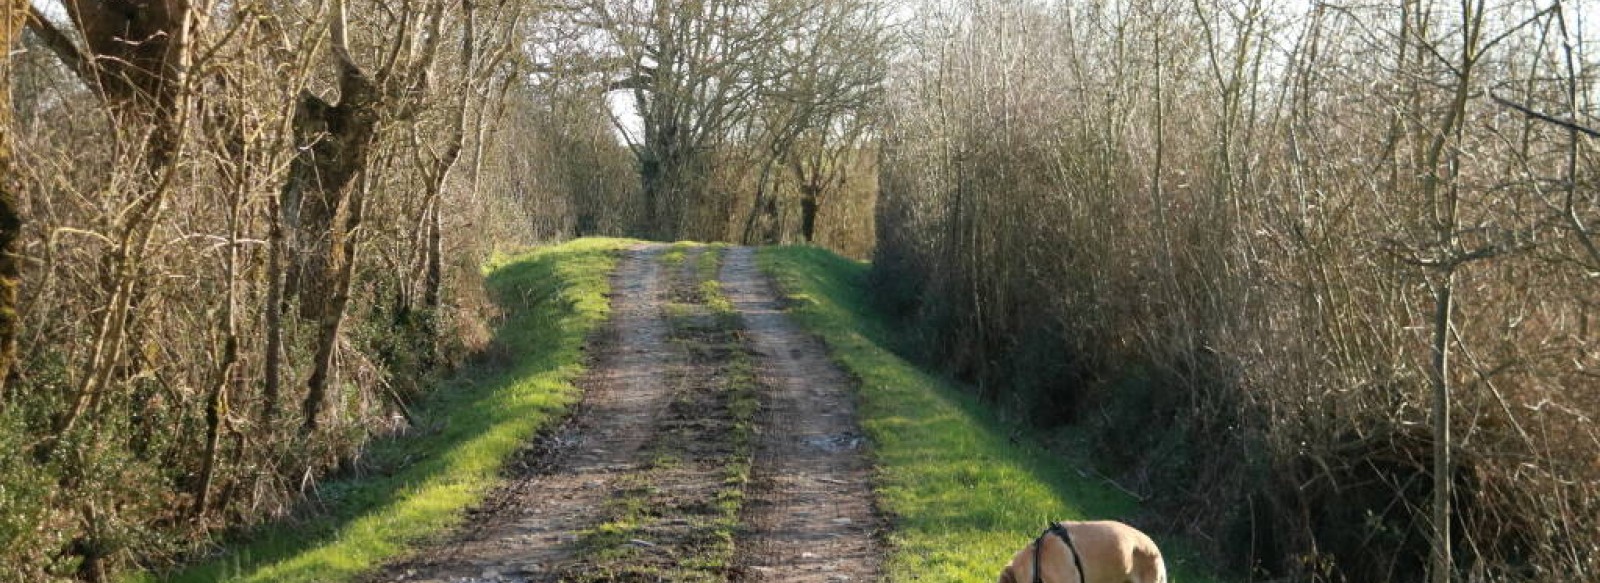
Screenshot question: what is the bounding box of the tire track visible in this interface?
[721,247,883,583]
[374,244,675,583]
[558,245,757,581]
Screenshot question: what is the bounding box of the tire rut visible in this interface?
[721,247,883,583]
[373,244,676,583]
[556,245,757,581]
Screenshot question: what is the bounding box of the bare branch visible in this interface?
[24,5,95,87]
[1490,92,1600,139]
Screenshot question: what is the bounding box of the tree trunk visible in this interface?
[262,212,286,428]
[295,137,372,433]
[195,328,236,517]
[420,57,469,312]
[1429,271,1454,583]
[800,186,819,243]
[423,200,443,311]
[0,174,17,398]
[742,155,784,245]
[195,167,245,519]
[0,2,22,396]
[422,0,473,313]
[760,192,781,243]
[1420,6,1480,578]
[303,175,368,433]
[281,143,341,321]
[296,0,382,433]
[640,156,662,238]
[31,0,191,166]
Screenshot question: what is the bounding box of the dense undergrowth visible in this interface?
[874,4,1598,580]
[758,245,1231,583]
[145,238,635,582]
[1,6,576,579]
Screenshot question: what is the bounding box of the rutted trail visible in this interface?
[560,244,758,581]
[722,247,883,583]
[376,244,675,582]
[373,244,882,583]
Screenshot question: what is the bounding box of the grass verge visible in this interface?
[757,245,1230,583]
[149,237,638,583]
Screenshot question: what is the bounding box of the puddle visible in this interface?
[802,433,864,452]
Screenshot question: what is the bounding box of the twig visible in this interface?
[1075,467,1148,502]
[1490,92,1600,139]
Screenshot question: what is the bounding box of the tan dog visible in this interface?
[997,521,1168,583]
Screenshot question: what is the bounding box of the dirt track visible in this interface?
[372,245,880,583]
[723,247,881,583]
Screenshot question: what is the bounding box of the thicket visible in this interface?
[0,0,619,579]
[874,1,1599,581]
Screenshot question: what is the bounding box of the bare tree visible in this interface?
[737,0,887,244]
[28,0,193,164]
[293,0,471,433]
[557,0,878,240]
[788,114,872,244]
[0,0,546,573]
[44,5,199,440]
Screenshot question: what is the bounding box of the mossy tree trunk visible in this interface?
[296,0,453,434]
[0,0,22,396]
[293,0,383,434]
[29,0,192,165]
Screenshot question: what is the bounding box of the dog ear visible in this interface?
[997,565,1018,583]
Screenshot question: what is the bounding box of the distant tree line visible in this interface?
[533,0,890,252]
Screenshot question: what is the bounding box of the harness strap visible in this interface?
[1030,529,1045,583]
[1031,522,1088,583]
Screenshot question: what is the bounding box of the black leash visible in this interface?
[1031,521,1087,583]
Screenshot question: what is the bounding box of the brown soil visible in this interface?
[722,247,883,583]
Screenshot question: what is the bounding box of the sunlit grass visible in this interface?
[149,237,638,583]
[757,245,1230,583]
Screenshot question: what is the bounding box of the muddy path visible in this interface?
[372,245,880,583]
[722,247,883,583]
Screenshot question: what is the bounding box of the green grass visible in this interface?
[149,237,638,583]
[757,245,1231,583]
[696,247,756,575]
[658,242,692,266]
